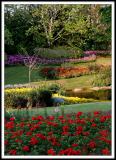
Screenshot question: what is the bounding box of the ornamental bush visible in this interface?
[92,66,111,87]
[39,66,90,79]
[5,87,53,109]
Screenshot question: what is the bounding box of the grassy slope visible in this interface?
[7,101,111,118]
[5,57,111,89]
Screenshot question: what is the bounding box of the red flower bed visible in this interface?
[40,66,90,79]
[4,111,111,155]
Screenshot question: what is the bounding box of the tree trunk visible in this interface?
[29,68,31,83]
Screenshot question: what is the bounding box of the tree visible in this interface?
[22,53,39,83]
[4,4,111,52]
[27,4,72,48]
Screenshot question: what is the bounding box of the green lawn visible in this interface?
[5,56,111,89]
[6,101,111,119]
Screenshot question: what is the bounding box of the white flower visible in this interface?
[54,107,60,113]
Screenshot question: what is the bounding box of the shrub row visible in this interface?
[39,63,106,79]
[66,89,111,100]
[5,86,97,109]
[5,87,53,109]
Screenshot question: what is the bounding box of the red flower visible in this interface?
[47,148,56,155]
[9,149,17,155]
[88,141,96,148]
[83,131,90,136]
[10,117,15,121]
[106,114,111,119]
[76,126,83,132]
[62,131,69,135]
[91,123,97,127]
[36,133,46,140]
[62,126,69,132]
[15,139,22,143]
[72,143,78,147]
[105,139,111,145]
[4,140,8,145]
[63,148,73,155]
[23,146,30,152]
[102,148,110,155]
[30,127,36,131]
[63,148,81,155]
[76,126,83,135]
[37,115,44,121]
[99,136,106,141]
[26,131,32,136]
[61,119,66,123]
[48,131,53,135]
[75,150,81,155]
[76,112,83,117]
[32,116,37,120]
[99,130,108,137]
[94,111,100,116]
[58,150,65,155]
[68,119,74,124]
[37,121,42,125]
[30,137,39,145]
[100,116,106,122]
[5,121,14,129]
[48,115,54,121]
[58,116,64,120]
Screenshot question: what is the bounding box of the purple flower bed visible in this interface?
[5,54,96,65]
[84,50,111,56]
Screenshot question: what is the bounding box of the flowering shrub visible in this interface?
[4,111,111,155]
[5,54,96,65]
[5,87,53,109]
[84,50,111,56]
[5,88,33,109]
[40,66,90,79]
[53,94,97,104]
[5,87,97,109]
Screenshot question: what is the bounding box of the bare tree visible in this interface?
[20,52,40,84]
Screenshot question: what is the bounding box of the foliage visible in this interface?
[38,89,53,107]
[52,94,97,105]
[5,111,111,155]
[34,47,84,59]
[40,66,90,79]
[47,83,61,94]
[66,88,111,100]
[5,4,111,54]
[5,87,53,109]
[5,86,98,109]
[5,28,14,46]
[87,63,103,74]
[92,66,111,87]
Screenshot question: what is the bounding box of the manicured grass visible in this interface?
[5,56,111,89]
[5,65,43,84]
[6,101,111,119]
[31,74,94,90]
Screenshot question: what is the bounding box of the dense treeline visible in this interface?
[5,4,111,55]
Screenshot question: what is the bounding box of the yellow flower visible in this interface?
[52,94,96,104]
[5,88,33,94]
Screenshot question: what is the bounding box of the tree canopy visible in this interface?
[4,4,111,54]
